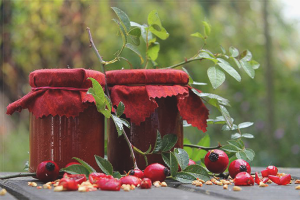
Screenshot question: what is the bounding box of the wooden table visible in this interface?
[1,167,299,200]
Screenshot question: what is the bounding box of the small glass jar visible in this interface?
[7,68,105,172]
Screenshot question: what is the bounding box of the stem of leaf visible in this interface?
[183,143,222,151]
[166,57,204,69]
[0,173,36,180]
[87,27,138,169]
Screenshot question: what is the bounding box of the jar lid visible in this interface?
[7,68,105,118]
[106,69,189,85]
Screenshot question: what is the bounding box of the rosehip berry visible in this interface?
[36,161,60,182]
[65,162,81,168]
[268,174,291,185]
[128,168,144,179]
[63,173,87,184]
[234,172,254,186]
[228,159,251,178]
[140,178,152,189]
[266,165,278,176]
[204,149,229,174]
[144,163,170,182]
[89,172,113,184]
[59,178,78,191]
[120,175,142,186]
[97,178,121,191]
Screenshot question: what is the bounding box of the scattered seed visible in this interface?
[130,185,136,190]
[259,182,268,187]
[205,181,213,185]
[28,182,37,187]
[54,185,64,192]
[42,184,52,189]
[295,185,300,190]
[233,186,242,191]
[196,178,205,183]
[267,179,273,184]
[223,184,228,190]
[0,189,7,196]
[122,185,131,191]
[36,186,42,189]
[153,181,161,187]
[295,180,300,184]
[161,182,167,187]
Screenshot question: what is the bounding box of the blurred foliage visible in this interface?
[1,0,300,171]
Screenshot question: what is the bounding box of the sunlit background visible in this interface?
[1,0,300,171]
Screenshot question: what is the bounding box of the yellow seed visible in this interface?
[192,180,198,185]
[205,181,213,185]
[295,180,300,184]
[259,182,268,187]
[195,182,203,187]
[153,181,161,187]
[223,184,228,190]
[233,186,242,191]
[295,185,300,190]
[54,185,64,192]
[161,182,167,187]
[217,182,223,186]
[130,185,136,190]
[267,179,273,184]
[0,189,7,196]
[197,179,205,183]
[78,186,88,192]
[36,186,42,189]
[122,185,131,191]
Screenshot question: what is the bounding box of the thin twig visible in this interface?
[0,173,36,180]
[183,143,222,151]
[165,57,204,69]
[86,27,138,169]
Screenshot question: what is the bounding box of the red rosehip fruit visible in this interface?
[120,175,142,187]
[89,172,113,184]
[234,172,254,186]
[144,163,169,182]
[128,168,144,179]
[178,159,196,171]
[59,178,78,191]
[228,159,251,178]
[204,149,229,174]
[140,178,152,189]
[65,162,81,168]
[97,178,121,191]
[36,161,60,182]
[266,165,278,176]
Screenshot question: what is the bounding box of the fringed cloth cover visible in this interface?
[106,69,209,132]
[6,68,105,118]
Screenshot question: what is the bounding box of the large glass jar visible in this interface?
[106,69,209,172]
[7,68,105,172]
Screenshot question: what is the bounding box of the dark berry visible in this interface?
[128,168,144,179]
[144,163,168,182]
[36,161,60,182]
[228,159,251,178]
[204,149,229,174]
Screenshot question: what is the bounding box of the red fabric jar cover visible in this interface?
[6,68,105,118]
[106,69,209,132]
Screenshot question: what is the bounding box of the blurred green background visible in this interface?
[1,0,300,171]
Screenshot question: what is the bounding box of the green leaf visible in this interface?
[227,140,244,149]
[152,130,163,153]
[244,148,255,161]
[147,10,169,40]
[182,67,193,85]
[207,116,232,125]
[240,50,252,61]
[113,171,122,179]
[170,152,178,177]
[174,148,189,171]
[231,133,242,139]
[173,172,196,183]
[240,60,255,79]
[236,151,248,161]
[202,21,211,37]
[221,144,240,153]
[162,152,171,168]
[217,58,241,82]
[116,101,125,117]
[192,89,230,107]
[229,46,239,57]
[207,66,226,89]
[196,52,218,63]
[128,27,141,46]
[232,57,242,69]
[238,122,254,129]
[249,60,260,69]
[242,133,254,139]
[183,165,210,181]
[87,78,111,118]
[192,82,207,85]
[72,157,96,173]
[191,32,205,40]
[161,134,178,152]
[130,22,153,43]
[61,165,90,178]
[125,43,144,64]
[220,45,226,54]
[147,42,160,61]
[111,114,130,137]
[144,145,152,154]
[111,7,131,32]
[222,124,238,131]
[218,105,233,128]
[237,139,244,149]
[112,19,128,44]
[94,155,113,175]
